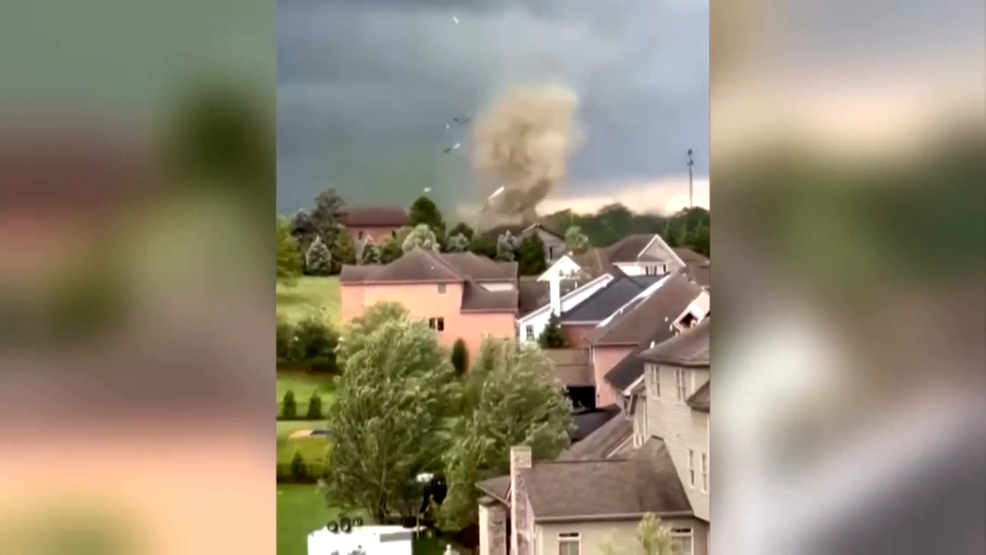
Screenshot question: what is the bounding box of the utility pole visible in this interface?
[686,148,695,209]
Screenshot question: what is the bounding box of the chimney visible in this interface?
[549,275,561,316]
[509,445,533,555]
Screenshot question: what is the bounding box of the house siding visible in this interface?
[537,229,566,262]
[562,324,596,349]
[537,256,582,282]
[590,346,634,407]
[340,282,516,366]
[345,225,400,244]
[538,517,708,555]
[647,364,711,521]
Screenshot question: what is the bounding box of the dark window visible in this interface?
[357,230,364,240]
[391,230,397,238]
[428,317,445,332]
[437,283,447,294]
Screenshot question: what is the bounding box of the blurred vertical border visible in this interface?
[710,0,985,554]
[0,0,276,554]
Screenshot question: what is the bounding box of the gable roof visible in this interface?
[521,438,691,521]
[558,409,632,461]
[638,318,710,368]
[603,234,657,263]
[519,272,615,323]
[476,475,511,504]
[590,271,703,346]
[518,279,550,317]
[571,404,621,441]
[340,248,517,284]
[482,222,564,241]
[339,206,409,228]
[673,247,710,288]
[561,273,662,323]
[461,282,519,312]
[441,251,518,281]
[569,248,614,277]
[686,381,710,412]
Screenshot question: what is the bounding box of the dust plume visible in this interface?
[469,84,581,227]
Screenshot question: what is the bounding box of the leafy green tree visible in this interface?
[401,224,440,253]
[408,195,446,237]
[516,233,548,275]
[278,216,303,284]
[282,390,298,419]
[305,236,333,276]
[601,514,678,555]
[447,222,475,242]
[276,317,295,367]
[446,233,471,253]
[325,307,457,522]
[290,315,339,372]
[379,236,403,264]
[310,188,347,245]
[290,449,308,480]
[306,391,323,419]
[438,338,574,530]
[289,208,318,250]
[564,225,591,255]
[537,313,569,348]
[686,222,710,257]
[358,239,382,264]
[495,232,517,262]
[469,233,497,259]
[331,230,358,273]
[450,338,469,375]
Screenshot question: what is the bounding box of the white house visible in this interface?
[537,234,687,281]
[536,255,585,283]
[516,273,615,342]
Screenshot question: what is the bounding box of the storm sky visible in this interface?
[277,0,710,216]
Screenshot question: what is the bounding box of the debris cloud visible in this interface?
[470,84,581,227]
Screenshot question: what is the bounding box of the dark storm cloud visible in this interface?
[276,0,710,213]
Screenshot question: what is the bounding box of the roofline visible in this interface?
[561,320,602,326]
[476,485,510,505]
[461,308,519,314]
[623,374,645,395]
[636,234,686,267]
[638,358,710,368]
[340,279,466,285]
[537,254,579,281]
[527,223,565,239]
[591,341,641,348]
[534,510,694,524]
[516,273,615,324]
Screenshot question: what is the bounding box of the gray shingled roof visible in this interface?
[442,252,518,282]
[589,271,703,346]
[339,206,409,227]
[639,318,710,368]
[482,222,565,241]
[570,248,613,277]
[518,279,550,317]
[339,248,467,283]
[521,438,691,521]
[686,381,710,412]
[561,274,650,323]
[673,247,710,288]
[558,410,632,461]
[461,283,518,312]
[476,475,511,504]
[602,234,655,263]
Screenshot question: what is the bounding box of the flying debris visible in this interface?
[442,142,461,154]
[445,123,450,130]
[452,116,472,123]
[452,16,459,24]
[423,187,432,193]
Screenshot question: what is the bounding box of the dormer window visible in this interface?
[675,312,698,331]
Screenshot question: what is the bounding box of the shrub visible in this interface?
[305,236,333,276]
[450,338,469,375]
[290,450,308,480]
[306,391,323,419]
[537,313,569,348]
[291,315,339,373]
[282,390,298,419]
[276,318,295,367]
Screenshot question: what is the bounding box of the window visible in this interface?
[391,230,397,238]
[524,325,534,340]
[357,230,364,240]
[687,449,695,488]
[548,246,555,259]
[648,364,661,398]
[437,283,447,295]
[675,369,688,401]
[632,398,647,448]
[558,533,580,555]
[700,453,708,492]
[671,528,693,555]
[427,317,445,332]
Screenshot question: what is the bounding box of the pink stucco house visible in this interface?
[338,206,409,243]
[339,248,520,364]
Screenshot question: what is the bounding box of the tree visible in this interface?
[379,236,403,264]
[495,232,517,261]
[289,208,318,250]
[408,195,446,237]
[516,233,548,275]
[402,224,440,253]
[325,305,457,522]
[686,222,710,257]
[276,317,295,367]
[278,216,303,284]
[447,222,475,242]
[358,239,382,265]
[438,338,574,530]
[537,313,569,348]
[306,391,323,419]
[290,315,339,372]
[446,233,470,253]
[310,188,347,245]
[564,225,591,255]
[331,230,358,273]
[305,236,333,276]
[450,338,469,375]
[601,514,678,555]
[282,390,298,419]
[469,233,497,259]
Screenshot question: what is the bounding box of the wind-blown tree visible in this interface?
[447,222,475,242]
[358,239,381,265]
[686,222,710,257]
[537,313,569,348]
[446,233,470,253]
[564,225,591,255]
[402,224,440,253]
[324,303,457,522]
[379,236,403,264]
[495,232,517,261]
[290,315,339,373]
[289,208,318,251]
[438,338,574,530]
[408,195,447,237]
[305,236,333,276]
[516,233,548,275]
[277,216,303,285]
[601,514,678,555]
[469,233,497,259]
[310,188,347,245]
[331,230,358,272]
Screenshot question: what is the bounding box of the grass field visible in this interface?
[276,420,331,466]
[277,485,448,555]
[277,276,341,324]
[277,372,336,413]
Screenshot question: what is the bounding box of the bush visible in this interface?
[290,450,308,480]
[282,390,298,419]
[276,319,295,367]
[537,313,569,348]
[291,316,339,373]
[306,391,323,419]
[450,339,469,375]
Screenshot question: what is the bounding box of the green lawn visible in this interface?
[277,373,336,413]
[276,485,449,555]
[277,420,331,466]
[277,276,341,324]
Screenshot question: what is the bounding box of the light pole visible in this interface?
[687,148,695,209]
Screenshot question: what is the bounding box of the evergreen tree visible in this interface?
[516,233,548,275]
[495,232,517,261]
[282,390,298,419]
[408,195,446,237]
[277,216,303,284]
[537,313,569,348]
[358,239,382,264]
[306,391,323,419]
[450,338,469,375]
[305,236,333,276]
[331,231,357,273]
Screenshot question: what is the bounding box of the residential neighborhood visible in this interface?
[277,188,711,555]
